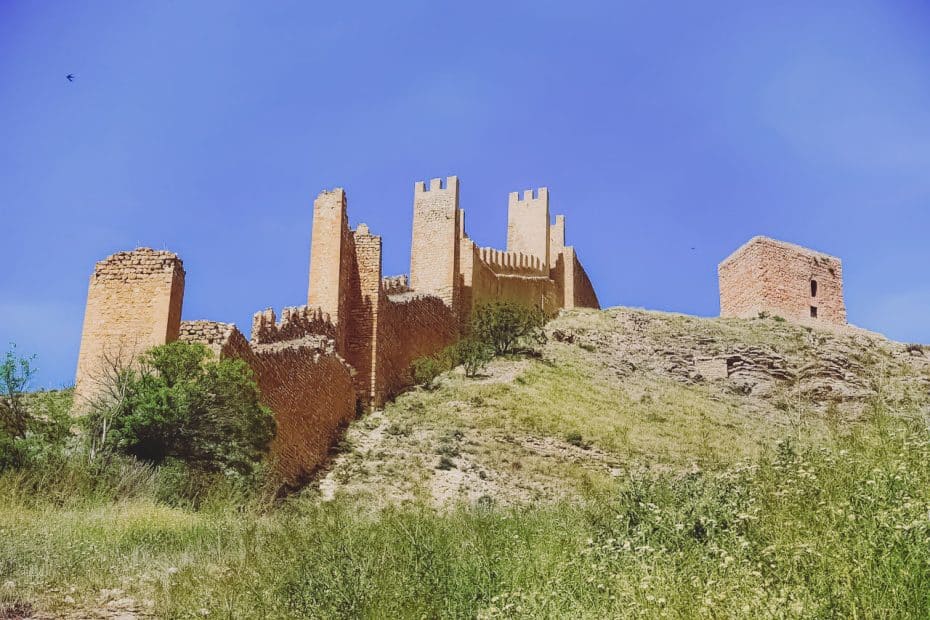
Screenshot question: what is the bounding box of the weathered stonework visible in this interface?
[74,175,600,482]
[73,249,185,410]
[719,236,846,325]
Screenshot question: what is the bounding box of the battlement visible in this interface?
[74,174,600,478]
[508,187,549,206]
[477,247,548,276]
[92,248,184,282]
[414,176,459,193]
[251,305,336,345]
[381,274,411,294]
[179,320,237,347]
[507,187,550,266]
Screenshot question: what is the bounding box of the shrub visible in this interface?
[411,356,445,390]
[0,346,72,472]
[471,301,546,355]
[84,342,275,483]
[454,338,493,378]
[0,344,35,440]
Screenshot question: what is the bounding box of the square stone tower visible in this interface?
[507,187,550,266]
[74,248,185,409]
[410,177,460,308]
[719,236,846,325]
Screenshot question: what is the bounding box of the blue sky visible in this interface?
[2,1,929,388]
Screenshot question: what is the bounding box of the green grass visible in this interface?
[3,407,930,618]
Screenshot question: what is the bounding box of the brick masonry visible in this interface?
[74,175,601,482]
[719,236,847,325]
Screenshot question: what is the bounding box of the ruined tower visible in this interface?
[718,236,846,325]
[307,188,352,353]
[409,177,461,308]
[73,248,185,408]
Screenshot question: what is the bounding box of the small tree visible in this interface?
[471,301,546,355]
[85,342,276,479]
[0,344,36,439]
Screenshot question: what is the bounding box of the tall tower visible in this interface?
[507,187,550,266]
[308,188,351,353]
[74,248,185,409]
[409,176,460,308]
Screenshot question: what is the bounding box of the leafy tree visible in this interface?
[471,301,547,355]
[0,345,72,471]
[86,342,275,479]
[0,344,36,438]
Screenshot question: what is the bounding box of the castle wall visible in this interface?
[556,247,600,310]
[74,249,185,409]
[250,339,355,486]
[376,294,457,403]
[460,239,561,318]
[410,177,460,308]
[74,175,600,485]
[180,319,356,486]
[719,236,846,325]
[507,188,550,266]
[549,215,565,269]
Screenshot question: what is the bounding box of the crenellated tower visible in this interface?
[507,187,550,267]
[410,176,461,309]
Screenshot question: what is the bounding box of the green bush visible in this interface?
[471,301,546,355]
[84,342,275,484]
[0,346,72,472]
[455,337,493,378]
[411,355,445,390]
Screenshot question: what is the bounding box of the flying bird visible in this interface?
[66,74,75,82]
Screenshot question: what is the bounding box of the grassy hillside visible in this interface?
[2,308,930,618]
[319,307,930,506]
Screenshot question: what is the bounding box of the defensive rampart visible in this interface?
[74,175,600,483]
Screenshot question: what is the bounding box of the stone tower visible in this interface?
[507,187,550,266]
[409,177,460,308]
[73,248,185,409]
[308,188,352,353]
[719,236,846,325]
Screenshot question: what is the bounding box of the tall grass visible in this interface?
[3,407,930,618]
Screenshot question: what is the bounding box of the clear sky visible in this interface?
[2,1,929,388]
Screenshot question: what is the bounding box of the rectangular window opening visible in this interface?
[810,306,818,318]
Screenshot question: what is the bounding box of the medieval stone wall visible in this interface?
[460,239,561,318]
[251,305,336,344]
[376,294,457,403]
[563,248,600,310]
[719,236,846,325]
[74,249,185,409]
[75,175,601,486]
[180,319,355,486]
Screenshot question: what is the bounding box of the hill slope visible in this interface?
[317,307,930,507]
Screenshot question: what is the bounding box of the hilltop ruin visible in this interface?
[73,177,599,483]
